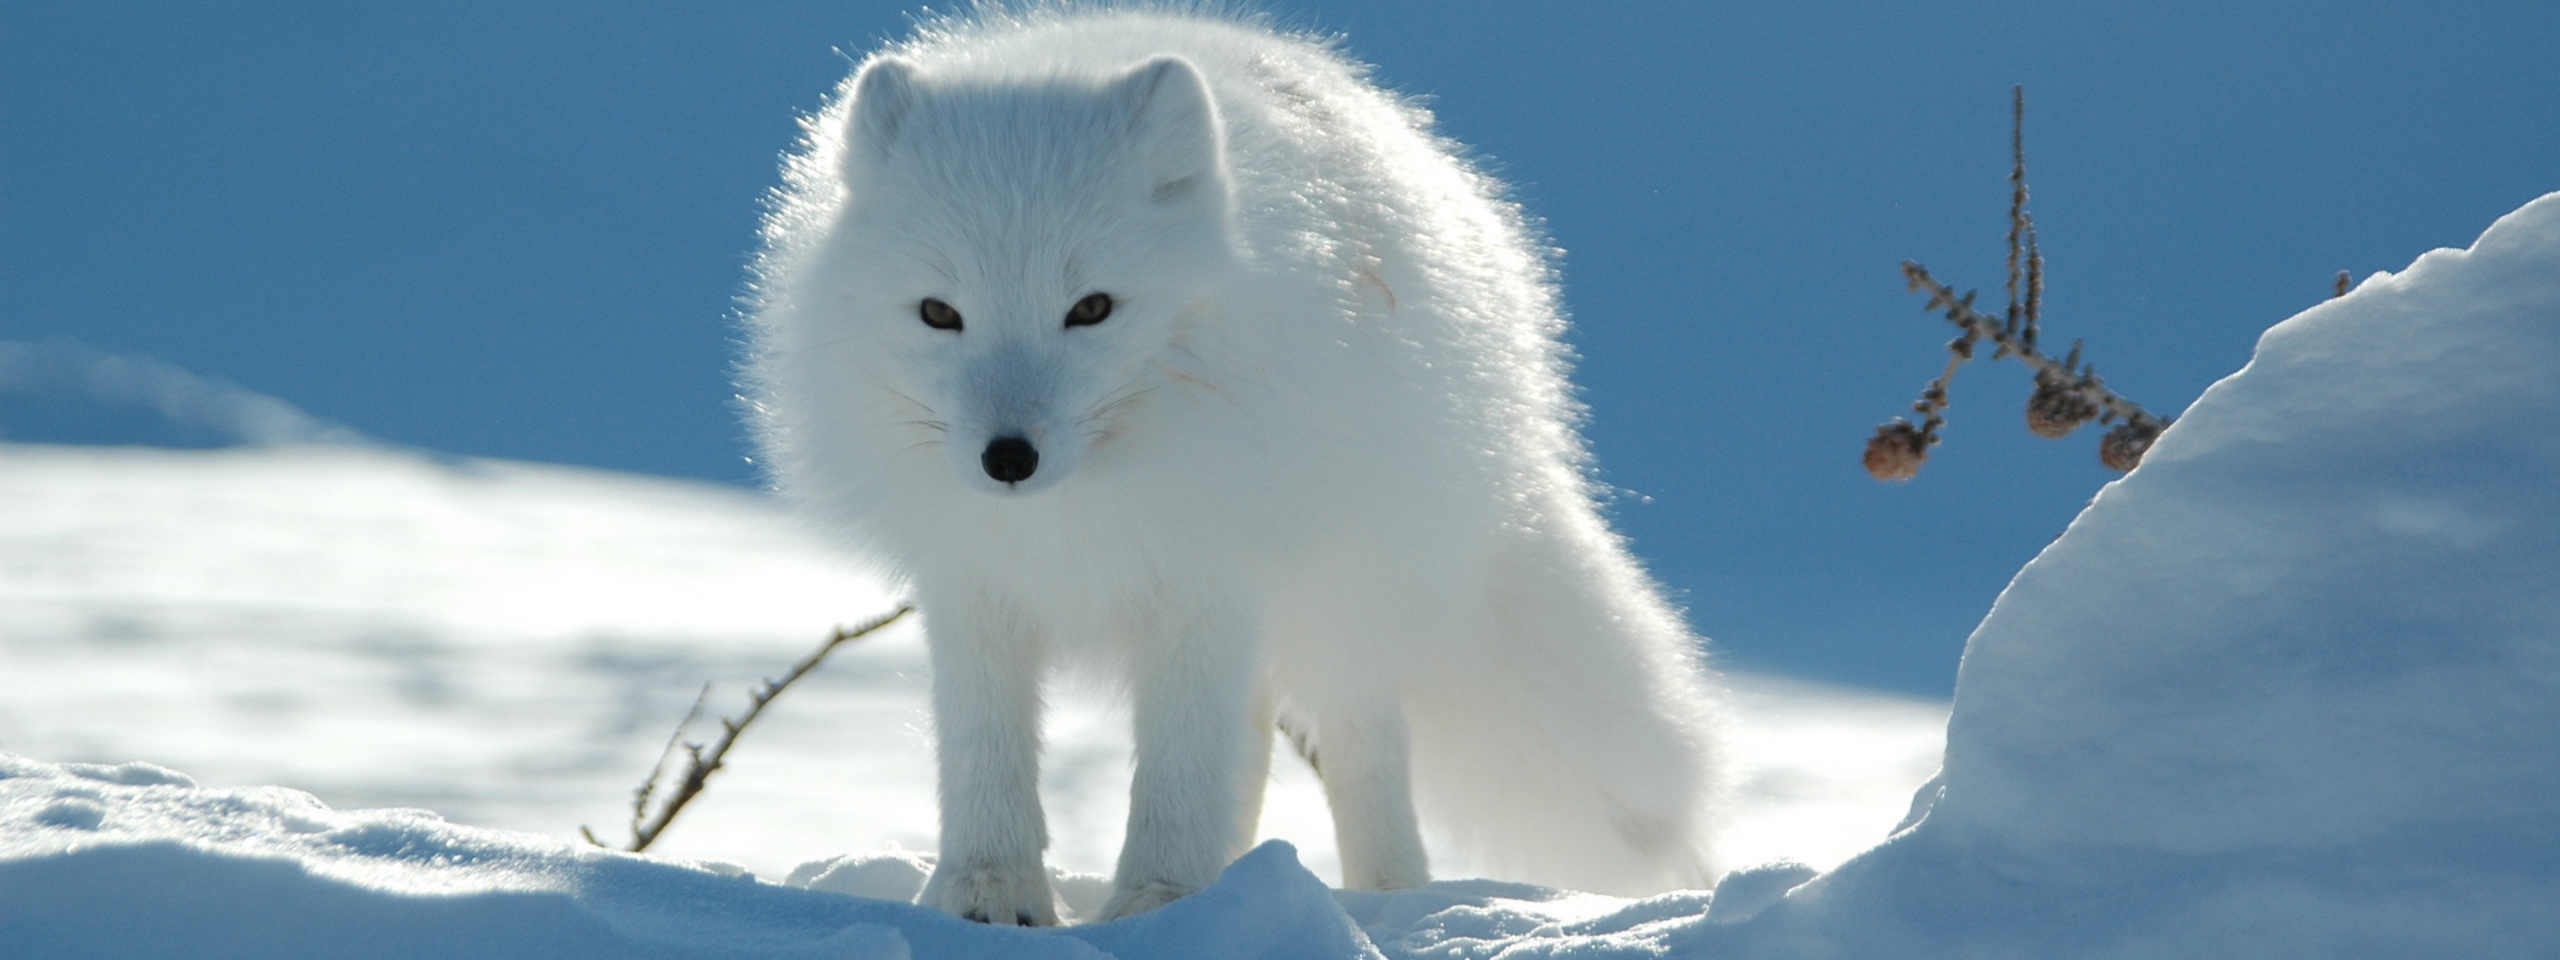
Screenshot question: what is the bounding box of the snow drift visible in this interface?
[1738,189,2560,956]
[6,190,2560,956]
[0,755,1366,959]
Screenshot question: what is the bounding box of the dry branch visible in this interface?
[583,603,914,853]
[1866,86,2170,479]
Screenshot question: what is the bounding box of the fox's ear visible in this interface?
[844,57,918,169]
[1112,56,1230,207]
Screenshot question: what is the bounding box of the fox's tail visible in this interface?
[1400,514,1731,895]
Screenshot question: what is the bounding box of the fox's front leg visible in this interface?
[1101,611,1261,920]
[916,599,1058,926]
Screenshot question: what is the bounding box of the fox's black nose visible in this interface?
[981,436,1039,484]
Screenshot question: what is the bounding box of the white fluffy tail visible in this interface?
[1400,517,1729,896]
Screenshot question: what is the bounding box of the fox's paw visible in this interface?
[1096,879,1194,921]
[918,860,1059,926]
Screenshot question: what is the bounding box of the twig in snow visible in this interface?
[582,603,914,853]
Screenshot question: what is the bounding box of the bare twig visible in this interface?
[1866,87,2170,479]
[2024,217,2044,340]
[582,683,713,848]
[2006,85,2036,350]
[1900,263,2164,432]
[584,603,915,852]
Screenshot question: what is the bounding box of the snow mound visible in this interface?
[0,752,1505,959]
[1737,192,2560,955]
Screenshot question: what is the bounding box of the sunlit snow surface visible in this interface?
[9,189,2560,958]
[0,442,1941,884]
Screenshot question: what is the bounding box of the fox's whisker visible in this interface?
[1080,384,1159,426]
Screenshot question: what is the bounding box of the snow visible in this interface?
[0,754,1353,958]
[7,190,2558,955]
[1730,190,2560,956]
[0,442,1943,887]
[0,429,1938,953]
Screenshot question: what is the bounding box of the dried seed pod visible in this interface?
[2098,420,2163,472]
[1863,421,1931,481]
[2025,380,2100,438]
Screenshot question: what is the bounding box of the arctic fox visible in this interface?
[742,7,1727,924]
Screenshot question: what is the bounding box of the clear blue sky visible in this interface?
[6,1,2555,694]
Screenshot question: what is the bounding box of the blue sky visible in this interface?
[5,1,2555,694]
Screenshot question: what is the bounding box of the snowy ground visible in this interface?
[0,440,1944,887]
[6,191,2557,957]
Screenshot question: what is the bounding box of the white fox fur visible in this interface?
[741,5,1728,924]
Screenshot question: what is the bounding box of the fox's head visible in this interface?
[821,54,1239,495]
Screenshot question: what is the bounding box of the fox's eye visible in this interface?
[1064,292,1113,328]
[919,298,963,331]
